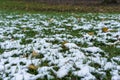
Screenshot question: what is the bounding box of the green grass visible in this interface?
[0,48,5,54]
[20,38,33,45]
[101,46,120,58]
[0,0,120,13]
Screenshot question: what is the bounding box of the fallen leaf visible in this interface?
[102,27,108,32]
[28,64,38,70]
[62,41,68,45]
[62,41,68,49]
[32,50,38,57]
[88,32,94,35]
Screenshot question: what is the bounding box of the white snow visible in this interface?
[14,73,24,80]
[64,43,79,49]
[82,47,103,53]
[56,66,69,78]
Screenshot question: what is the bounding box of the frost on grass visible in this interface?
[0,13,120,80]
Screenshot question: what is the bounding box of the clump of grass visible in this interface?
[39,60,49,67]
[113,59,120,65]
[89,62,101,69]
[20,38,32,45]
[100,46,120,58]
[0,39,4,42]
[0,48,5,54]
[103,70,112,80]
[91,72,105,80]
[35,53,44,59]
[19,61,26,65]
[11,54,19,57]
[24,30,38,37]
[0,78,2,80]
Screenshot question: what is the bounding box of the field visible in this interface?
[0,0,120,13]
[0,11,120,80]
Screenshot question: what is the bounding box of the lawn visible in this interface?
[0,11,120,80]
[0,0,120,13]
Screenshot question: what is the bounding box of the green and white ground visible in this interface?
[0,12,120,80]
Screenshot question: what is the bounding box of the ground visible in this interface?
[0,12,120,80]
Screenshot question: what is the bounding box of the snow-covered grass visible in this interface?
[0,12,120,80]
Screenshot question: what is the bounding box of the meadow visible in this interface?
[0,11,120,80]
[0,0,120,13]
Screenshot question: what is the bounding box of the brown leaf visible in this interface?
[28,64,38,70]
[62,41,68,45]
[102,27,108,32]
[62,41,68,49]
[88,32,94,35]
[32,50,38,57]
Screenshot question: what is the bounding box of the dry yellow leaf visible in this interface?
[28,64,38,70]
[62,41,68,48]
[88,32,94,35]
[32,50,38,57]
[102,27,108,32]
